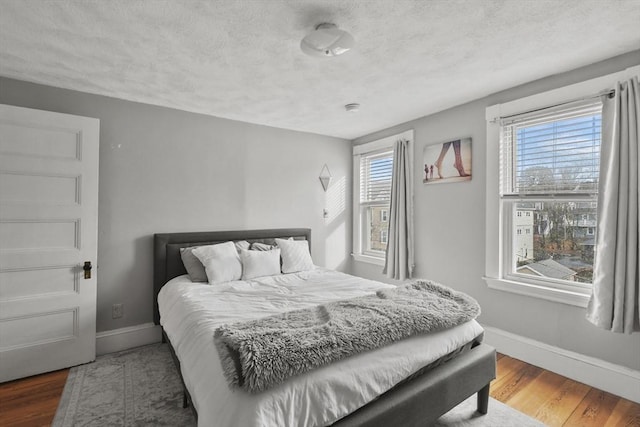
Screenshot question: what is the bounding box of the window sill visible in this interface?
[483,276,590,308]
[352,253,386,266]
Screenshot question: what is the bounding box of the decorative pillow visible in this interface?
[192,241,242,285]
[240,248,281,280]
[235,240,250,252]
[275,238,314,273]
[250,242,275,251]
[180,247,208,282]
[180,241,248,282]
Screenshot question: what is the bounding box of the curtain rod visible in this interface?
[497,89,615,122]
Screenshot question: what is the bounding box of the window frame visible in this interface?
[484,66,639,307]
[352,130,413,266]
[502,102,602,293]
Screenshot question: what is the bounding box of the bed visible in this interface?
[153,228,496,427]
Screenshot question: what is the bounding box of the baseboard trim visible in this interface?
[96,322,162,356]
[482,325,640,403]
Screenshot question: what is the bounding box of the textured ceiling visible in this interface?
[1,0,639,139]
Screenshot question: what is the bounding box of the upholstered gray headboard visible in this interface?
[153,228,311,324]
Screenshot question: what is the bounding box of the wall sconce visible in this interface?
[319,164,332,192]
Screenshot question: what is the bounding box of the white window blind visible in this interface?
[360,149,394,203]
[501,100,602,198]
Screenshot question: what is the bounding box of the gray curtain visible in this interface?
[586,77,639,333]
[383,138,414,280]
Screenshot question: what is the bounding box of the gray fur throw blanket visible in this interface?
[214,280,480,393]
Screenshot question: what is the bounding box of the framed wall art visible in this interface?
[423,137,472,184]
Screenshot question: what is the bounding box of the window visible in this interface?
[352,130,413,265]
[358,149,392,255]
[501,100,601,289]
[355,147,393,257]
[482,68,631,307]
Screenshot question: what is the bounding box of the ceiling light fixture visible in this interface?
[301,23,355,57]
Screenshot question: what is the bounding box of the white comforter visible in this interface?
[158,268,484,427]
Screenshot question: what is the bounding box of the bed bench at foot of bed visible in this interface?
[331,343,496,427]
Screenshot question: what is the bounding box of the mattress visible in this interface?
[158,268,484,427]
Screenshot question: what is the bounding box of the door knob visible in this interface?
[83,261,92,279]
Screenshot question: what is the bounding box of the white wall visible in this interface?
[0,78,352,333]
[2,51,638,371]
[352,50,640,371]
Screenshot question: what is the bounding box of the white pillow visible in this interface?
[240,248,281,280]
[275,238,314,273]
[192,241,242,285]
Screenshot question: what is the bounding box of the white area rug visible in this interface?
[53,343,544,426]
[52,344,193,427]
[435,396,545,426]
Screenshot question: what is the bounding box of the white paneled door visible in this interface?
[0,105,99,382]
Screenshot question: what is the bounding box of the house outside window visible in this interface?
[352,130,413,265]
[482,69,629,308]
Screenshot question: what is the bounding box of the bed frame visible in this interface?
[153,228,496,426]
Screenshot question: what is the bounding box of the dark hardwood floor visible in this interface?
[0,369,68,427]
[0,353,638,426]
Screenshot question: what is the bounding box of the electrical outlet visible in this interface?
[112,303,124,319]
